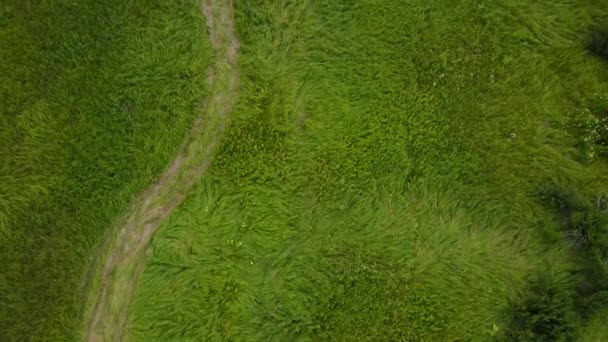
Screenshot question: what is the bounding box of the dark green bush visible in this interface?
[507,283,576,342]
[588,28,608,60]
[538,184,585,215]
[568,210,608,252]
[578,287,608,317]
[538,185,608,251]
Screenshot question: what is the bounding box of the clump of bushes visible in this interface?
[579,288,608,316]
[506,281,576,341]
[538,184,584,215]
[567,210,608,251]
[588,28,608,60]
[533,185,608,334]
[539,184,608,253]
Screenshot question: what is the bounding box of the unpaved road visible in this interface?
[83,1,239,340]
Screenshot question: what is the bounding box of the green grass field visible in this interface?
[2,0,608,341]
[0,0,211,339]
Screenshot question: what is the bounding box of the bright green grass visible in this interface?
[1,0,607,340]
[129,0,608,340]
[0,0,211,339]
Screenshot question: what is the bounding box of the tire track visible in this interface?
[83,1,239,340]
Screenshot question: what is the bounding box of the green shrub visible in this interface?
[538,184,585,215]
[538,184,608,252]
[588,28,608,60]
[507,283,576,341]
[579,289,608,316]
[568,211,608,251]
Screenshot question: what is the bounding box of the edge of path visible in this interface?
[82,1,239,340]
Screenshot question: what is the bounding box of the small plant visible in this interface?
[588,28,608,60]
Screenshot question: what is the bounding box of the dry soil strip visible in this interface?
[84,1,239,340]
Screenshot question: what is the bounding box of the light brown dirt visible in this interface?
[83,1,239,341]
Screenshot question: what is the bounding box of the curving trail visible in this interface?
[83,1,239,340]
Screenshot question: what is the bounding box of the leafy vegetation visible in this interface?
[0,0,210,339]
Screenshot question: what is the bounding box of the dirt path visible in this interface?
[83,1,239,340]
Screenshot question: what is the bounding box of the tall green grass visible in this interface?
[1,0,607,340]
[0,0,211,339]
[129,0,608,340]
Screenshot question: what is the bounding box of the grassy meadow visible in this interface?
[1,0,608,341]
[128,0,608,341]
[0,0,211,339]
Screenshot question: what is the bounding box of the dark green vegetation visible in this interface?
[535,186,608,340]
[528,184,608,341]
[589,27,608,60]
[2,0,608,341]
[128,0,608,341]
[0,0,211,339]
[507,279,577,341]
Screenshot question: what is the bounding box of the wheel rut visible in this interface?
[83,1,239,340]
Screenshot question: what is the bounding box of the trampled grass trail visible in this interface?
[83,0,239,340]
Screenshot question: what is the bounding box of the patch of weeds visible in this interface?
[569,106,608,162]
[588,28,608,60]
[506,280,576,342]
[213,109,289,184]
[311,254,450,341]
